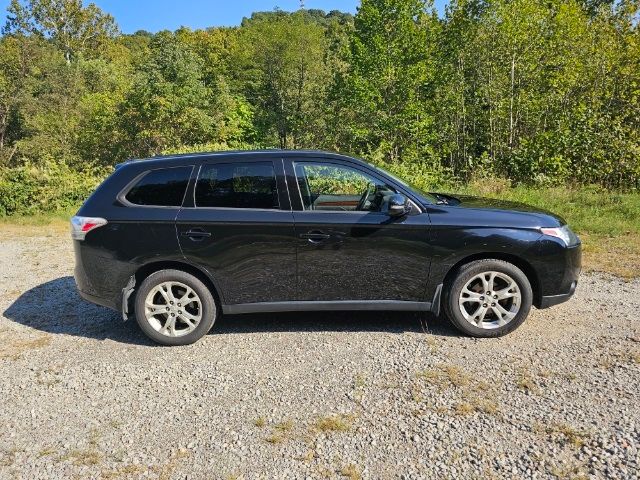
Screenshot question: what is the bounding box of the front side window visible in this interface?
[195,162,279,209]
[294,162,397,212]
[125,166,192,207]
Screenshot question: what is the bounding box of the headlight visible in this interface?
[540,225,580,246]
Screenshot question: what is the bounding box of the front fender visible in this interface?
[426,224,544,300]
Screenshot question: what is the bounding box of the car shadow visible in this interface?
[3,276,460,345]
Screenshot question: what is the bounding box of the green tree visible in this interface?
[3,0,118,63]
[116,32,213,156]
[336,0,440,163]
[232,11,330,148]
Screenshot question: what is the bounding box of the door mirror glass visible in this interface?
[385,194,410,217]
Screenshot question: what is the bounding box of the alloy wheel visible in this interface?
[144,281,202,337]
[458,271,521,329]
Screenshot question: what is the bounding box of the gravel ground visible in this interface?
[0,233,638,480]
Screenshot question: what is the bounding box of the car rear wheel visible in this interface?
[134,269,216,346]
[443,259,532,337]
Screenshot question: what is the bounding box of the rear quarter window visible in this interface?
[125,166,192,207]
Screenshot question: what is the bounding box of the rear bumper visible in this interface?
[538,279,577,309]
[73,239,134,312]
[77,287,118,311]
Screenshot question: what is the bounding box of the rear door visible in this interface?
[176,157,296,307]
[287,158,432,303]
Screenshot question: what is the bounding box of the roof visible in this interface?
[126,149,359,163]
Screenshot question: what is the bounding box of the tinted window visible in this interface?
[294,162,396,212]
[125,166,192,206]
[195,162,279,209]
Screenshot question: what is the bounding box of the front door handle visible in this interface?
[181,229,211,241]
[300,231,331,243]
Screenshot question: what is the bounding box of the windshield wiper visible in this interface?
[431,193,450,205]
[430,193,461,206]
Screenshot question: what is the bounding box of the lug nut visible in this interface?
[177,303,181,307]
[480,296,485,301]
[483,303,487,308]
[171,313,175,317]
[492,303,496,307]
[178,311,182,314]
[170,301,174,305]
[493,295,498,299]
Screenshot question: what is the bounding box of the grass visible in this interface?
[417,364,475,390]
[59,448,103,466]
[274,420,294,432]
[517,372,537,393]
[549,462,589,480]
[101,464,147,479]
[314,414,353,433]
[265,420,295,444]
[0,211,72,238]
[1,185,638,278]
[340,464,362,480]
[536,422,590,448]
[0,447,20,467]
[353,373,366,389]
[0,335,52,360]
[598,346,640,370]
[265,433,285,444]
[37,447,57,458]
[417,364,499,416]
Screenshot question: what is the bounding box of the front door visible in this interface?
[176,158,296,307]
[288,159,432,303]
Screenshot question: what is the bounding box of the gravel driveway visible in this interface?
[0,233,638,480]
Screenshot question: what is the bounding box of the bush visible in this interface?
[375,160,457,192]
[0,161,107,216]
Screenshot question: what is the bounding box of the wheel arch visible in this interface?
[128,260,223,314]
[442,252,541,307]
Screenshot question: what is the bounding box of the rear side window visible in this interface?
[195,162,279,209]
[125,166,192,207]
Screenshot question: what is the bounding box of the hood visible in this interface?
[429,193,567,227]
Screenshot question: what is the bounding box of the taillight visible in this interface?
[70,216,107,241]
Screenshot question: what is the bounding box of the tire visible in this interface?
[443,259,532,338]
[134,269,216,346]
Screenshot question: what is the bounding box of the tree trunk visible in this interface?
[509,53,516,150]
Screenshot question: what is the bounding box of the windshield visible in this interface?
[369,163,438,203]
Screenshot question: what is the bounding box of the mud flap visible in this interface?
[430,284,443,317]
[121,275,136,321]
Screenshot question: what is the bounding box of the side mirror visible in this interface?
[386,194,410,217]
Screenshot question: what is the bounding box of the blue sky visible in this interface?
[0,1,448,33]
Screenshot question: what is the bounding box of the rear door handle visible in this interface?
[181,229,211,240]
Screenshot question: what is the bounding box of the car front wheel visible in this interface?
[443,259,533,337]
[134,269,216,346]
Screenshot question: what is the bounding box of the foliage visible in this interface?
[0,0,639,217]
[0,160,105,215]
[334,0,441,163]
[4,0,118,63]
[231,11,331,148]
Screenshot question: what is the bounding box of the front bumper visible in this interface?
[539,279,577,309]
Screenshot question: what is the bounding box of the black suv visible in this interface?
[72,150,581,345]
